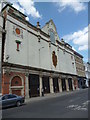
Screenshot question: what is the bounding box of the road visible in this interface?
[2,88,89,118]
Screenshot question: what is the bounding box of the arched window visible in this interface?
[11,76,22,86]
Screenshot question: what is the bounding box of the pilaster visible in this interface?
[65,79,69,92]
[25,74,29,98]
[49,76,54,93]
[58,77,62,92]
[39,74,43,97]
[72,79,75,90]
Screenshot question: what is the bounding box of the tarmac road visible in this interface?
[2,88,89,118]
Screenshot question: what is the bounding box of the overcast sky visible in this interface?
[2,0,89,62]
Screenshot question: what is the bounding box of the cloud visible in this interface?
[62,26,88,51]
[8,0,41,19]
[56,0,86,13]
[78,45,88,51]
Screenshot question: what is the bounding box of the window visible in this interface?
[2,95,8,100]
[8,95,17,99]
[72,62,74,68]
[49,29,55,43]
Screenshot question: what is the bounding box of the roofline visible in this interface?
[74,51,83,58]
[6,12,50,38]
[1,3,27,17]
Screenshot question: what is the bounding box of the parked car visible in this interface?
[0,94,25,108]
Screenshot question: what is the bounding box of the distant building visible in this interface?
[1,4,85,98]
[74,51,86,88]
[84,62,90,87]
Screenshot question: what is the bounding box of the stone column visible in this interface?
[58,78,62,92]
[25,74,29,98]
[65,79,69,92]
[72,79,75,91]
[39,75,43,97]
[49,76,54,93]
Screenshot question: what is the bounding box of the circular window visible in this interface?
[15,28,20,35]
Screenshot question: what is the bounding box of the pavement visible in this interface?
[2,88,89,118]
[25,88,83,103]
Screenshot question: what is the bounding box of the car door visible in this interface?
[7,94,17,106]
[2,95,9,107]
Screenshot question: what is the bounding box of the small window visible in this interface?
[72,62,74,68]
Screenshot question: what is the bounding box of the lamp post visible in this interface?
[39,47,44,68]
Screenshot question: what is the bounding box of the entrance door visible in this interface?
[68,78,73,91]
[42,76,50,94]
[61,79,66,91]
[53,78,59,93]
[29,74,39,97]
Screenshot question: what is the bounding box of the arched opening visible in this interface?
[11,76,22,86]
[11,76,23,96]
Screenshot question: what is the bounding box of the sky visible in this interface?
[2,0,89,62]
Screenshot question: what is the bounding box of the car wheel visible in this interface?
[16,101,21,107]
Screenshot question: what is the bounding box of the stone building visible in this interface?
[1,4,83,98]
[74,51,86,88]
[84,62,90,87]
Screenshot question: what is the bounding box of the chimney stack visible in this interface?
[37,21,40,29]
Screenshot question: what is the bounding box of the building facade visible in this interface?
[74,51,86,88]
[84,62,90,87]
[0,14,4,93]
[1,4,84,98]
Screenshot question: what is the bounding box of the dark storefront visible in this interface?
[42,76,50,94]
[61,79,66,91]
[78,77,86,89]
[68,78,73,91]
[53,78,59,93]
[88,79,90,87]
[29,74,39,97]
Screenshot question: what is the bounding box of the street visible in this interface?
[2,89,89,118]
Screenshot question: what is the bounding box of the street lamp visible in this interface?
[39,47,44,67]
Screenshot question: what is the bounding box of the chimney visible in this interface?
[37,21,40,29]
[61,38,65,44]
[61,38,64,41]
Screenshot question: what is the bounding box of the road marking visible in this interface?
[69,97,81,102]
[66,100,89,111]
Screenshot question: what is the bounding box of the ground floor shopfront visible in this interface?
[78,77,86,89]
[2,64,78,98]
